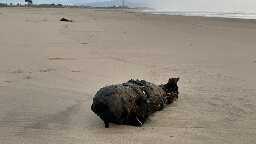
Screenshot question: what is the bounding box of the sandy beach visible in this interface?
[0,7,256,144]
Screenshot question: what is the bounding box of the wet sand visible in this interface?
[0,7,256,144]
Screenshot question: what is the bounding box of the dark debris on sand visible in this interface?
[91,78,180,128]
[60,18,73,22]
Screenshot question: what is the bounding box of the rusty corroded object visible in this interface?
[91,78,180,128]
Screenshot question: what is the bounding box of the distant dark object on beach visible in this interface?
[91,78,180,128]
[60,18,73,22]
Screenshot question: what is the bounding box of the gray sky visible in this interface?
[2,0,256,12]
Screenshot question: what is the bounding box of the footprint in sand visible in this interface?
[39,68,56,73]
[24,75,32,80]
[48,57,76,61]
[0,80,12,86]
[28,102,82,130]
[10,69,24,74]
[4,80,12,83]
[80,42,88,45]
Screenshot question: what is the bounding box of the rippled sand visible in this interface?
[0,7,256,144]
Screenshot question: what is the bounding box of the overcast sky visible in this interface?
[2,0,256,12]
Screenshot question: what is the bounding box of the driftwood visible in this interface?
[60,18,73,22]
[91,78,179,128]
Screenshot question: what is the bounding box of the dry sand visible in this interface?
[0,7,256,144]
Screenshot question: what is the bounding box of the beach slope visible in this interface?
[0,8,256,144]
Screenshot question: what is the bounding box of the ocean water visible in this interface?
[143,10,256,20]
